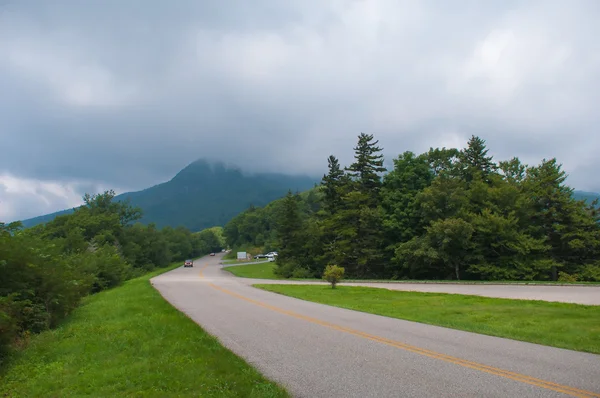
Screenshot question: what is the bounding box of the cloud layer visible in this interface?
[1,0,599,221]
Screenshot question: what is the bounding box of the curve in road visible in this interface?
[152,254,600,398]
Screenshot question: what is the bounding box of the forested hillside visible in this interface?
[574,191,600,204]
[21,160,318,231]
[0,191,224,362]
[225,134,600,282]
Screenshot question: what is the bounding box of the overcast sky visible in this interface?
[1,0,599,222]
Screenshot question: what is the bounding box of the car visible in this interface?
[254,254,267,259]
[184,259,193,267]
[210,253,215,256]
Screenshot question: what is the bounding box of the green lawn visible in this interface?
[0,265,288,398]
[223,262,281,279]
[255,284,600,354]
[221,258,269,266]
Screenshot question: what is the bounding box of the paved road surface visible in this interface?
[152,254,600,398]
[237,278,600,305]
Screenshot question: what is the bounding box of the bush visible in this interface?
[558,271,579,283]
[86,245,132,292]
[291,268,314,279]
[577,263,600,282]
[0,296,19,361]
[322,265,345,289]
[274,262,295,278]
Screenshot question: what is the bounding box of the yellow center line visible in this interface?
[200,264,599,398]
[198,263,210,278]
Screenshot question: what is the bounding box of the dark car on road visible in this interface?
[184,259,193,267]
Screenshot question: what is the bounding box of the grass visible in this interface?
[255,284,600,354]
[221,258,269,266]
[221,262,600,285]
[0,264,288,398]
[223,262,281,279]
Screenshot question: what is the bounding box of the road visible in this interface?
[152,254,600,398]
[237,278,600,305]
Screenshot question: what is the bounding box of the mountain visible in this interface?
[573,191,600,204]
[21,160,318,231]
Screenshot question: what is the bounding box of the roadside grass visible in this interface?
[221,258,269,266]
[255,284,600,354]
[0,264,288,398]
[222,262,600,286]
[223,262,281,279]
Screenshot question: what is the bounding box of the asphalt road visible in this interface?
[152,254,600,398]
[238,278,600,305]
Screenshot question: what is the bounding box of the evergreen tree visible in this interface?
[345,133,387,199]
[321,155,347,215]
[274,191,305,276]
[330,133,387,277]
[524,158,600,280]
[459,135,497,183]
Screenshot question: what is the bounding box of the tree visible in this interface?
[523,158,600,280]
[274,191,305,277]
[499,157,527,184]
[396,218,476,280]
[323,265,345,288]
[458,135,497,184]
[328,133,387,277]
[321,155,346,214]
[426,147,460,177]
[345,133,387,200]
[381,151,434,243]
[84,190,142,226]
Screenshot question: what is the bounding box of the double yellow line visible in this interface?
[199,263,599,398]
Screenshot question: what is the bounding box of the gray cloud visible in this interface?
[1,0,600,221]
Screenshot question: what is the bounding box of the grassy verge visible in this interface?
[0,265,288,397]
[255,284,600,354]
[221,258,269,265]
[223,262,280,279]
[221,262,600,285]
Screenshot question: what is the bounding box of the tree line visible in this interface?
[0,190,224,361]
[225,134,600,282]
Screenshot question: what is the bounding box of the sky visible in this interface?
[1,0,600,222]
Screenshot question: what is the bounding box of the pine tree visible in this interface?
[524,158,600,280]
[345,133,387,200]
[459,135,497,183]
[321,155,347,215]
[275,191,304,277]
[329,133,387,278]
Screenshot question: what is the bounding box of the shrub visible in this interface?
[577,263,600,282]
[322,265,345,289]
[291,268,314,279]
[558,271,579,283]
[274,262,295,278]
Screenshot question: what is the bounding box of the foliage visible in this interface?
[0,191,224,361]
[322,265,345,288]
[224,133,600,284]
